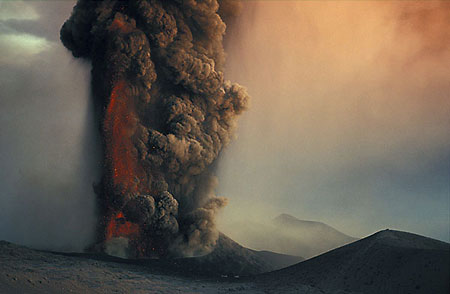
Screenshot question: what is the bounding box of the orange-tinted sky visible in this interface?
[218,1,450,241]
[0,1,448,251]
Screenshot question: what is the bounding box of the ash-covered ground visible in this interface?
[1,230,449,294]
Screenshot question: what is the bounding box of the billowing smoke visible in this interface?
[60,0,248,257]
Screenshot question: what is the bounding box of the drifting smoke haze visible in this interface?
[60,0,248,257]
[218,1,450,244]
[0,0,448,259]
[0,1,100,251]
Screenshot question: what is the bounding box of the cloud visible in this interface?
[0,1,100,252]
[0,1,39,21]
[0,33,50,65]
[218,1,450,242]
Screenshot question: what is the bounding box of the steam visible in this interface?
[0,1,99,252]
[218,1,450,243]
[60,0,248,257]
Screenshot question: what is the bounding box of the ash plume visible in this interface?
[60,0,248,257]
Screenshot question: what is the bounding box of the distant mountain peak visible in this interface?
[275,213,297,221]
[272,213,357,245]
[273,213,324,225]
[272,213,349,234]
[273,213,298,223]
[223,213,358,259]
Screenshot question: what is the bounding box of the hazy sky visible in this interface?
[218,1,450,242]
[0,1,99,251]
[0,0,448,252]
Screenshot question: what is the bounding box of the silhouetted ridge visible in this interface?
[257,229,450,294]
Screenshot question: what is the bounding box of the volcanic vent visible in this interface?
[60,0,248,258]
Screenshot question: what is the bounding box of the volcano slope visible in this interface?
[124,233,303,277]
[254,229,450,294]
[1,230,448,294]
[0,234,301,294]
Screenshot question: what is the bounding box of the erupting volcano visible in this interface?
[60,0,248,258]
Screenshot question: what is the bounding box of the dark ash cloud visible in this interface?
[60,0,248,257]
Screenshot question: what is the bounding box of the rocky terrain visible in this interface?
[120,233,304,277]
[255,229,450,294]
[1,230,448,294]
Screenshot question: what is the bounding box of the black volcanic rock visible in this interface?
[256,229,450,294]
[1,230,448,293]
[0,233,303,283]
[207,233,304,274]
[0,240,257,293]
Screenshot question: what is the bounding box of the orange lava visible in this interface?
[104,80,138,194]
[105,211,139,240]
[103,79,150,242]
[103,80,143,241]
[103,16,148,244]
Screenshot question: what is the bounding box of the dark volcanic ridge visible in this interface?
[98,233,303,277]
[184,233,304,276]
[255,229,450,294]
[2,233,302,278]
[1,229,449,294]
